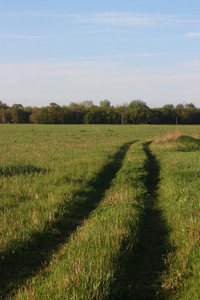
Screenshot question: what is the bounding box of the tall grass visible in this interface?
[154,131,181,143]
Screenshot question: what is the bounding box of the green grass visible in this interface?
[0,124,200,299]
[152,134,200,299]
[177,135,200,151]
[14,141,147,300]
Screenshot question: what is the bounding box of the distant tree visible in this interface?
[0,101,8,109]
[84,111,95,124]
[24,106,33,113]
[68,102,78,109]
[4,108,12,123]
[145,108,155,124]
[174,105,184,124]
[105,107,117,124]
[129,99,148,109]
[11,103,24,110]
[122,102,129,108]
[0,101,9,123]
[80,100,94,108]
[129,107,150,124]
[181,108,199,124]
[11,103,30,123]
[99,99,111,108]
[0,109,5,123]
[61,106,70,124]
[47,103,63,124]
[161,104,175,124]
[38,107,49,123]
[49,102,59,107]
[2,99,199,124]
[112,110,121,124]
[162,104,174,109]
[115,105,129,124]
[175,104,184,110]
[84,107,110,124]
[185,103,196,109]
[150,109,163,124]
[129,108,139,124]
[29,107,40,123]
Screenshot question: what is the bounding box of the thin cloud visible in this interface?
[2,11,200,28]
[1,34,57,40]
[0,11,77,18]
[74,12,200,28]
[86,12,154,26]
[78,51,200,62]
[184,31,200,38]
[94,12,200,27]
[1,59,200,93]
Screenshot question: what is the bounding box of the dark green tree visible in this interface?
[11,104,30,123]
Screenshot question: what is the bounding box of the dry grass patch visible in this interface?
[190,133,199,139]
[155,131,181,143]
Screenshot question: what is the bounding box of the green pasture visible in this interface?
[0,124,199,299]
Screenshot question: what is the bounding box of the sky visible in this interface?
[0,0,200,108]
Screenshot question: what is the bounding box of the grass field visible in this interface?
[0,124,200,299]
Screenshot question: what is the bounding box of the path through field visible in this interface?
[110,142,170,299]
[1,140,170,299]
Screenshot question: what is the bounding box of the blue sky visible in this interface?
[0,0,200,108]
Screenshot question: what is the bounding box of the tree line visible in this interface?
[0,99,199,124]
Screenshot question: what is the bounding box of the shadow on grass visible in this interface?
[108,142,171,299]
[0,141,137,299]
[0,163,48,177]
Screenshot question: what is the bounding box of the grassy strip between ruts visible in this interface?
[13,142,147,299]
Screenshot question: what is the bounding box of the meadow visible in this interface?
[0,124,199,299]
